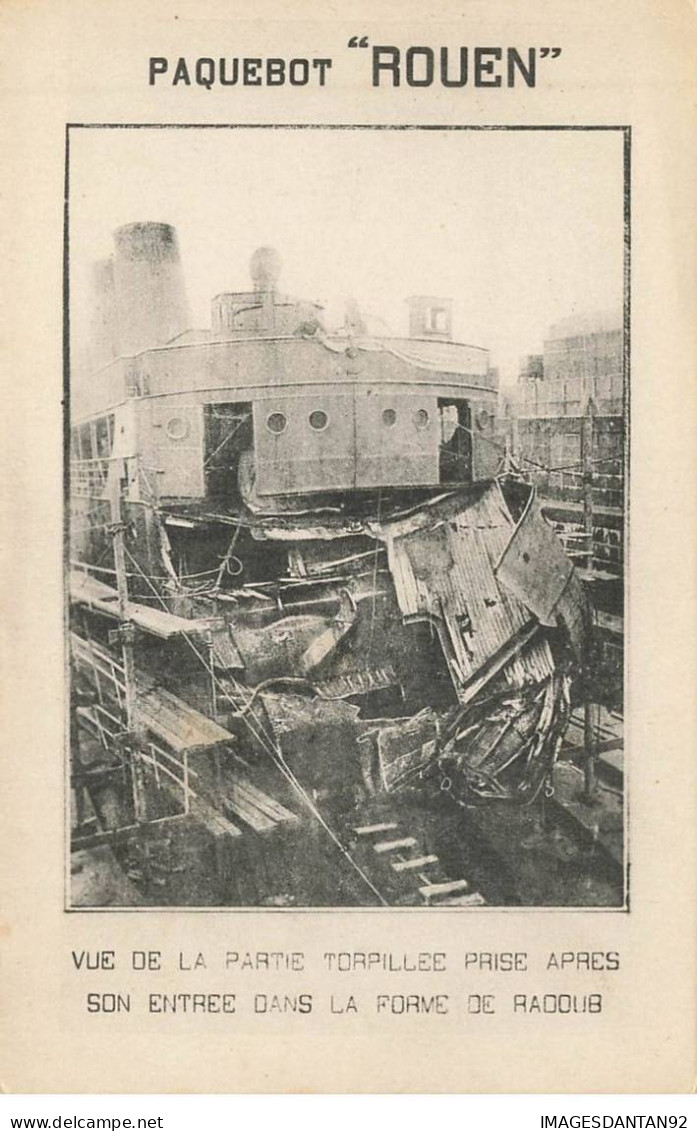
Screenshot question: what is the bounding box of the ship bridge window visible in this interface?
[429,307,448,333]
[266,412,287,434]
[382,408,397,428]
[309,410,329,431]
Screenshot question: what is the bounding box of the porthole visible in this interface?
[475,408,492,431]
[414,409,430,429]
[266,412,288,434]
[382,408,397,427]
[309,410,329,431]
[165,416,189,441]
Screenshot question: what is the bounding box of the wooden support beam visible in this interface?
[354,822,399,836]
[374,837,417,854]
[392,855,439,873]
[419,878,470,902]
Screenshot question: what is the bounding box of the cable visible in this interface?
[71,559,216,582]
[120,543,389,905]
[213,523,244,590]
[516,453,621,475]
[70,521,115,534]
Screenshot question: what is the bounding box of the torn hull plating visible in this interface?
[71,474,588,905]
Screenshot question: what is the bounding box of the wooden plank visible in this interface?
[374,837,417,854]
[70,571,221,641]
[223,787,278,834]
[391,854,438,873]
[354,822,399,836]
[419,879,470,901]
[233,778,297,824]
[190,797,243,840]
[136,686,234,755]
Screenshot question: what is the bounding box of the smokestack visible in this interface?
[112,221,190,354]
[87,257,120,371]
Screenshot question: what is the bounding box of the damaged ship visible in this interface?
[69,221,593,908]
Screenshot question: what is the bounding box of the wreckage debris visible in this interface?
[71,475,588,906]
[69,232,605,907]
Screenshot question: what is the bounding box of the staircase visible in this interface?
[349,813,486,907]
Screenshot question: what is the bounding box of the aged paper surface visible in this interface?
[1,0,696,1093]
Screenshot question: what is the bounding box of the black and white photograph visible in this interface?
[67,125,628,910]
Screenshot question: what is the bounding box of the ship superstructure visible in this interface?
[69,222,595,909]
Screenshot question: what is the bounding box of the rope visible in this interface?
[213,523,244,589]
[70,558,222,582]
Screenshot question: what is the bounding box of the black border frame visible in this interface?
[63,123,631,913]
